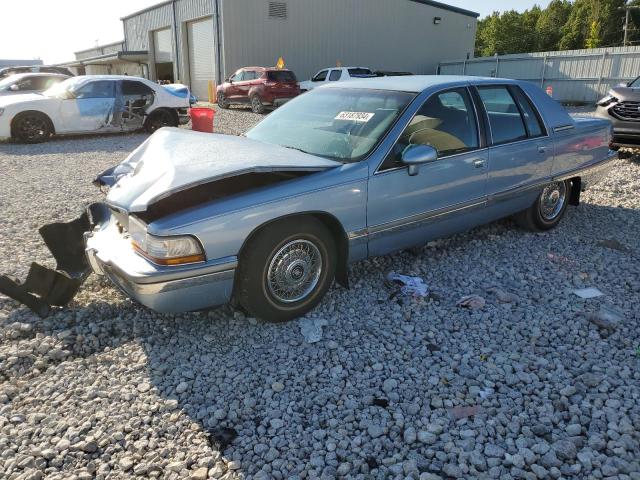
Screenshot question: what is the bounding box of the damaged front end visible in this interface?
[0,203,109,317]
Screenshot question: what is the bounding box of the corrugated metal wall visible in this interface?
[439,46,640,104]
[75,42,125,60]
[123,0,212,83]
[219,0,477,81]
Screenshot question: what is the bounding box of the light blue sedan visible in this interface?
[1,76,617,321]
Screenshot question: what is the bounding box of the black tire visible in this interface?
[12,112,52,143]
[250,94,266,114]
[236,217,336,323]
[144,109,177,133]
[217,92,230,109]
[515,180,571,231]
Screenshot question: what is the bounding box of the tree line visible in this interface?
[475,0,640,57]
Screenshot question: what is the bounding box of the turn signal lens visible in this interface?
[132,233,205,266]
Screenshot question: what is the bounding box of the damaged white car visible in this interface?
[0,75,191,143]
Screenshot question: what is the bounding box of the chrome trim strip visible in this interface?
[369,199,486,237]
[554,125,575,133]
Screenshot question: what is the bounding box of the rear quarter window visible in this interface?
[348,68,373,76]
[267,71,297,82]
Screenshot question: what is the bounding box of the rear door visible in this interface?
[475,84,553,200]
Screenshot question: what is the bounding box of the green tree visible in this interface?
[585,20,602,48]
[559,0,625,50]
[535,0,572,51]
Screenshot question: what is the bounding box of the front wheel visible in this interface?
[217,92,229,109]
[515,180,570,231]
[12,112,52,143]
[250,95,265,114]
[235,217,336,322]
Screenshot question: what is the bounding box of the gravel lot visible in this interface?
[0,105,639,480]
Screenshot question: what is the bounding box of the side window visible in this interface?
[380,88,479,171]
[312,70,328,82]
[30,77,56,90]
[229,73,240,82]
[17,78,34,90]
[477,86,527,144]
[329,70,342,81]
[74,81,115,99]
[122,80,154,96]
[511,87,546,138]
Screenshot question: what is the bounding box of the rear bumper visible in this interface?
[85,215,236,313]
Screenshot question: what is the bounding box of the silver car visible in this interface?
[0,76,617,322]
[595,76,640,148]
[0,73,69,96]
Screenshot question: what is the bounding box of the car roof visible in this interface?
[321,75,518,93]
[8,72,69,79]
[240,67,293,72]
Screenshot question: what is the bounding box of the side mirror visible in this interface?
[401,144,438,176]
[10,84,19,91]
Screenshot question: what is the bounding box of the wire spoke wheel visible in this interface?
[267,239,323,304]
[539,181,567,221]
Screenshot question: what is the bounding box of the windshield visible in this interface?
[0,76,18,91]
[246,88,416,162]
[43,77,83,98]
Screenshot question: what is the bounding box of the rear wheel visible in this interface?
[250,95,265,114]
[144,109,177,133]
[236,217,336,322]
[515,180,570,231]
[12,112,52,143]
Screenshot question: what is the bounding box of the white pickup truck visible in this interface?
[299,67,376,92]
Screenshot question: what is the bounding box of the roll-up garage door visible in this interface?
[153,28,173,63]
[187,17,215,100]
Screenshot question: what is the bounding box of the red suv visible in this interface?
[216,67,300,113]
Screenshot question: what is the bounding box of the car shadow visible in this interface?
[1,201,639,478]
[0,132,149,156]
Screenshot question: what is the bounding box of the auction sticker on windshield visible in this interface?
[335,111,375,122]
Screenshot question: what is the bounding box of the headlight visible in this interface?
[597,95,618,107]
[132,232,205,266]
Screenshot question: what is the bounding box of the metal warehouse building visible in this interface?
[65,0,478,100]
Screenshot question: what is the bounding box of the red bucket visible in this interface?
[190,107,215,133]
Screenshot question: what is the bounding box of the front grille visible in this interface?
[612,101,640,121]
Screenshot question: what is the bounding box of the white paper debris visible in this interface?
[457,294,486,310]
[573,287,604,299]
[386,272,429,297]
[299,318,328,344]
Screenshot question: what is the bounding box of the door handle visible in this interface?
[538,146,548,153]
[473,159,486,169]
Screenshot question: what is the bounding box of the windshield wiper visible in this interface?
[281,145,313,155]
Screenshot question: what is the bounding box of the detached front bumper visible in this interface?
[85,213,236,313]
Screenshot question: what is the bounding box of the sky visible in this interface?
[1,0,553,65]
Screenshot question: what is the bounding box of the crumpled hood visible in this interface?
[105,127,341,213]
[0,93,47,107]
[609,86,640,101]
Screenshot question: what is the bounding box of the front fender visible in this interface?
[148,162,369,263]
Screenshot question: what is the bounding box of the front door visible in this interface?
[60,80,116,132]
[367,87,489,256]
